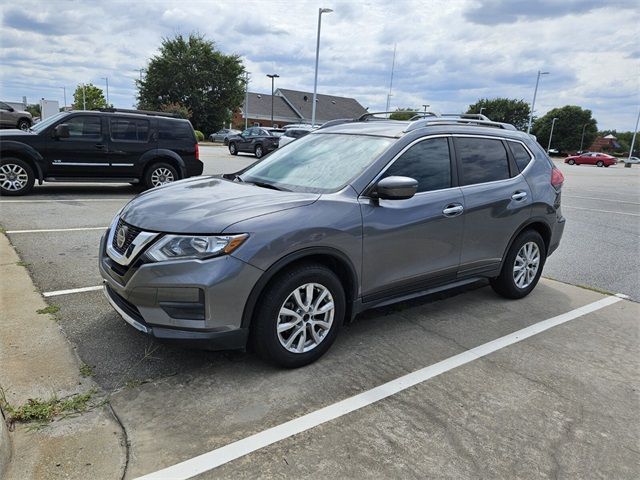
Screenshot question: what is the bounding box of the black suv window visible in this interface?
[158,121,194,141]
[383,137,451,193]
[65,116,102,140]
[508,141,532,172]
[456,137,510,186]
[110,118,150,142]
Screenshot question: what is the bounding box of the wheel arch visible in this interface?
[1,144,44,184]
[140,150,185,179]
[499,218,552,271]
[240,247,359,330]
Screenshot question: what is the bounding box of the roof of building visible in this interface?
[276,88,367,123]
[241,92,300,123]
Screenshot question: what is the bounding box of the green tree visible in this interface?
[25,104,41,118]
[466,98,531,131]
[72,83,107,110]
[389,107,419,120]
[136,33,245,134]
[532,106,597,153]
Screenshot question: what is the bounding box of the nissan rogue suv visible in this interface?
[0,109,203,196]
[99,113,565,367]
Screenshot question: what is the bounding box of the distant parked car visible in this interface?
[209,128,240,145]
[227,127,282,158]
[279,126,315,147]
[0,101,32,131]
[564,152,616,167]
[623,156,639,164]
[547,148,559,155]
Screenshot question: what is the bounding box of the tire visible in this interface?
[254,144,264,159]
[568,159,575,165]
[223,137,229,146]
[0,157,35,196]
[596,160,604,167]
[229,142,238,155]
[144,162,178,189]
[17,118,31,131]
[251,263,345,368]
[490,229,546,299]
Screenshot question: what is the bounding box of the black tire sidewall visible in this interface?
[491,230,546,299]
[255,145,263,158]
[252,264,345,368]
[0,157,35,196]
[568,159,575,165]
[17,119,31,131]
[229,143,237,155]
[144,162,178,189]
[596,161,604,167]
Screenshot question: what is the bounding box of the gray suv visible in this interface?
[0,102,32,131]
[99,113,565,367]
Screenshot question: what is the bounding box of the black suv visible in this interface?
[227,127,283,158]
[0,109,203,196]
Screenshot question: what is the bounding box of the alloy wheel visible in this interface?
[150,167,174,187]
[0,163,29,191]
[513,241,540,289]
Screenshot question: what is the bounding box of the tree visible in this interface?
[72,83,107,110]
[25,104,41,118]
[389,108,419,120]
[136,33,245,134]
[532,106,597,153]
[466,98,531,131]
[159,102,191,119]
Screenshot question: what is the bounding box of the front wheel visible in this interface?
[490,230,546,299]
[567,159,575,165]
[0,158,35,196]
[251,263,345,367]
[144,162,178,189]
[254,144,264,158]
[596,160,604,167]
[229,142,238,155]
[17,119,31,131]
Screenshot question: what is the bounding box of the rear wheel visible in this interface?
[144,162,178,189]
[0,157,35,196]
[490,230,546,299]
[596,160,604,167]
[251,263,345,367]
[223,137,229,146]
[254,144,264,158]
[17,118,31,131]
[229,142,238,155]
[567,159,575,165]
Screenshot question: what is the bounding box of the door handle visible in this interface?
[442,204,464,217]
[95,144,106,149]
[511,191,527,201]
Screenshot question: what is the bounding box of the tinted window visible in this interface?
[65,116,102,140]
[383,137,451,192]
[0,102,10,110]
[509,142,532,172]
[110,118,149,142]
[456,137,509,185]
[158,121,194,141]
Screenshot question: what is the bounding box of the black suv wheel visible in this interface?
[254,144,264,158]
[229,142,238,155]
[0,158,35,196]
[144,162,178,189]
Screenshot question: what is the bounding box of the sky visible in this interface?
[1,0,638,131]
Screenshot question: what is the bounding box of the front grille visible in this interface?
[112,219,142,255]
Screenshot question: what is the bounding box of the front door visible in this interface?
[45,114,110,177]
[360,136,464,302]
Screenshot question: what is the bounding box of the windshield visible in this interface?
[31,112,69,133]
[240,133,394,193]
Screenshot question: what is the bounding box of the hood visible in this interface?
[121,177,319,233]
[0,129,36,139]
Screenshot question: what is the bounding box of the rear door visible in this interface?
[107,116,153,177]
[44,114,110,177]
[360,136,464,301]
[454,135,532,277]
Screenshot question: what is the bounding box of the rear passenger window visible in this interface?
[382,137,451,193]
[159,121,195,141]
[456,137,510,186]
[110,118,149,142]
[509,142,533,172]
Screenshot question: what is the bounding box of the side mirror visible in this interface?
[6,106,14,112]
[372,176,418,200]
[54,124,70,139]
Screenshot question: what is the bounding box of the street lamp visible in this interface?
[422,104,430,113]
[81,83,86,110]
[547,117,558,153]
[102,77,110,107]
[61,87,67,110]
[579,123,588,153]
[479,107,486,115]
[627,108,640,166]
[311,7,333,126]
[527,70,549,134]
[266,73,279,126]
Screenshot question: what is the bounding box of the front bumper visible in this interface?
[99,230,263,350]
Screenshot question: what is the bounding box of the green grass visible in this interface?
[36,305,60,315]
[16,261,31,267]
[79,363,95,377]
[1,389,96,424]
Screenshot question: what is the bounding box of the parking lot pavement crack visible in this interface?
[394,312,473,352]
[548,404,585,480]
[108,402,130,480]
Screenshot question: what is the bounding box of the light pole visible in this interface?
[422,104,430,113]
[628,108,640,164]
[61,87,67,110]
[82,83,86,110]
[547,117,558,153]
[579,123,588,153]
[311,7,333,126]
[527,70,549,134]
[102,77,110,107]
[266,73,279,126]
[479,107,486,115]
[244,71,250,129]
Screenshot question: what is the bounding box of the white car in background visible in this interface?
[623,156,639,164]
[278,125,316,147]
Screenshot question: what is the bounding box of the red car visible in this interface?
[564,152,616,167]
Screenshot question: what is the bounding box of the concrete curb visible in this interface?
[0,234,126,479]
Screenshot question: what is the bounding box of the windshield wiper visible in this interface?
[249,180,289,191]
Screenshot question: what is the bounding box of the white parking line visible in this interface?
[563,195,640,206]
[6,227,107,234]
[0,198,128,204]
[135,295,623,480]
[563,205,640,217]
[43,285,103,297]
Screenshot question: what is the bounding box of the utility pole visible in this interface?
[627,108,640,166]
[527,70,549,134]
[422,104,429,113]
[102,77,110,107]
[244,72,250,129]
[82,84,86,110]
[385,43,397,114]
[61,87,67,109]
[579,123,588,153]
[311,8,333,126]
[547,117,558,153]
[267,73,279,126]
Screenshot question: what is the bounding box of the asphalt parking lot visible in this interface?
[1,145,639,479]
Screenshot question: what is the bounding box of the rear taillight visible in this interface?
[195,142,200,161]
[551,167,564,190]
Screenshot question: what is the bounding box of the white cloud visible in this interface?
[0,0,638,130]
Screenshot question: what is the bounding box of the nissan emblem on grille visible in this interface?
[116,225,128,249]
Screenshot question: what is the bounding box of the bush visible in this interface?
[194,130,204,142]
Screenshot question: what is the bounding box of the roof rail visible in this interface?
[96,108,181,118]
[315,118,355,130]
[357,111,432,121]
[404,114,517,133]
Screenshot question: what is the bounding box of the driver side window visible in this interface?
[63,116,102,140]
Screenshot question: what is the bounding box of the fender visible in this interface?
[0,140,45,183]
[239,246,360,329]
[498,216,552,271]
[139,149,187,178]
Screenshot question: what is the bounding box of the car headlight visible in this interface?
[145,234,248,262]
